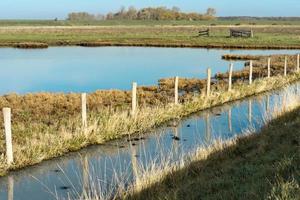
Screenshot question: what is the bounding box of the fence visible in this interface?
[1,54,300,166]
[198,29,210,37]
[230,29,254,38]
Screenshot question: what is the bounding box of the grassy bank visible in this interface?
[0,72,300,176]
[0,25,300,49]
[127,103,300,200]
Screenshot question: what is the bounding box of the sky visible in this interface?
[0,0,299,19]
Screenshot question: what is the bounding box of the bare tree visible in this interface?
[206,8,217,16]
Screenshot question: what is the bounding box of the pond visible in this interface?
[0,47,299,94]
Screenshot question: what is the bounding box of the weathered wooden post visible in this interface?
[297,54,300,72]
[81,93,87,129]
[250,29,254,38]
[228,63,233,91]
[132,82,137,115]
[3,108,13,165]
[206,68,211,96]
[174,76,179,105]
[284,56,287,76]
[249,60,253,85]
[267,57,271,78]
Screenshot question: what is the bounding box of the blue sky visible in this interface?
[0,0,299,19]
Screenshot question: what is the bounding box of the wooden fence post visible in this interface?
[132,82,137,115]
[297,54,300,72]
[174,76,179,105]
[228,63,233,91]
[284,56,287,76]
[207,68,211,96]
[81,93,87,129]
[249,60,253,85]
[3,108,13,165]
[267,57,271,78]
[250,29,254,38]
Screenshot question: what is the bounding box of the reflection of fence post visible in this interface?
[284,56,287,76]
[282,94,287,112]
[82,155,89,196]
[248,100,252,123]
[228,108,232,132]
[297,54,300,72]
[81,93,87,130]
[266,95,270,112]
[174,76,179,105]
[8,176,14,200]
[132,82,137,115]
[131,146,140,188]
[249,60,253,85]
[206,68,211,96]
[205,112,211,144]
[228,63,233,91]
[267,57,271,78]
[172,126,179,155]
[3,108,13,165]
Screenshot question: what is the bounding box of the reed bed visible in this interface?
[217,54,300,80]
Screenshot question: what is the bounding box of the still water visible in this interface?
[0,47,299,94]
[0,81,299,200]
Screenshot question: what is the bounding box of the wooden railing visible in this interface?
[230,29,254,38]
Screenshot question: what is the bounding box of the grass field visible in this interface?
[127,104,300,200]
[0,20,300,48]
[1,19,300,26]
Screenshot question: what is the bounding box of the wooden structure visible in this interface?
[230,29,253,38]
[198,29,210,37]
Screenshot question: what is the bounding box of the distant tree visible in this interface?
[68,6,217,21]
[106,12,114,20]
[206,8,217,16]
[172,6,181,13]
[67,12,96,21]
[127,6,137,19]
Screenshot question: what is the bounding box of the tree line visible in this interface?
[67,6,217,21]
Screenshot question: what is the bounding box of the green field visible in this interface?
[0,19,300,49]
[1,19,300,26]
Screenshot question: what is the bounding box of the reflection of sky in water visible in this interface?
[0,47,299,94]
[0,83,299,200]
